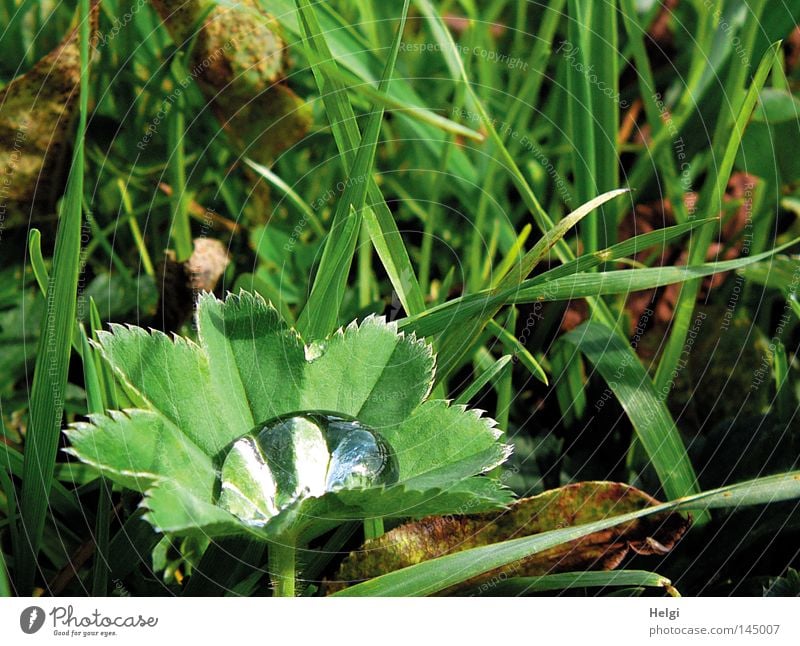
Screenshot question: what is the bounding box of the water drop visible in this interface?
[325,418,397,491]
[218,412,398,526]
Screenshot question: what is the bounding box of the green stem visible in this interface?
[269,540,296,597]
[363,518,384,540]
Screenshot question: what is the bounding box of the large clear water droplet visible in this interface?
[325,417,397,490]
[218,412,398,526]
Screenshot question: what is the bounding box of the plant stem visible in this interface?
[363,518,384,540]
[269,541,296,597]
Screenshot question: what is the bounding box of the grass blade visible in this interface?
[436,189,629,379]
[0,549,11,597]
[562,321,702,508]
[17,0,91,594]
[565,0,599,250]
[244,158,325,237]
[79,322,110,596]
[295,0,410,339]
[529,218,716,284]
[654,40,781,395]
[399,237,796,338]
[455,354,513,406]
[293,0,425,318]
[489,570,677,596]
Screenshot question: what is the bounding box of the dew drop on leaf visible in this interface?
[218,413,398,526]
[325,418,398,491]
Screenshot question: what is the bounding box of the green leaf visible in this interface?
[65,410,216,496]
[65,291,510,542]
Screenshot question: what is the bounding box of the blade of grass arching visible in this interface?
[654,40,779,396]
[500,189,629,288]
[244,159,325,237]
[333,471,800,596]
[294,0,425,318]
[486,318,547,385]
[512,241,797,303]
[399,238,797,338]
[565,0,599,251]
[435,189,629,380]
[295,0,410,340]
[27,229,48,296]
[455,355,513,406]
[17,0,91,595]
[529,218,717,284]
[489,570,678,597]
[562,321,702,510]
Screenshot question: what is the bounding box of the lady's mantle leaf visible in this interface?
[65,291,510,539]
[65,410,214,497]
[327,482,689,595]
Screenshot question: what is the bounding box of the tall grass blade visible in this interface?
[295,0,410,339]
[293,0,425,317]
[563,321,702,508]
[654,41,780,395]
[17,0,91,594]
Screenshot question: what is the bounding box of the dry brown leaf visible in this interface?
[328,481,689,595]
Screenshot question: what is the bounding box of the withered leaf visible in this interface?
[150,0,311,162]
[328,481,689,596]
[0,1,99,220]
